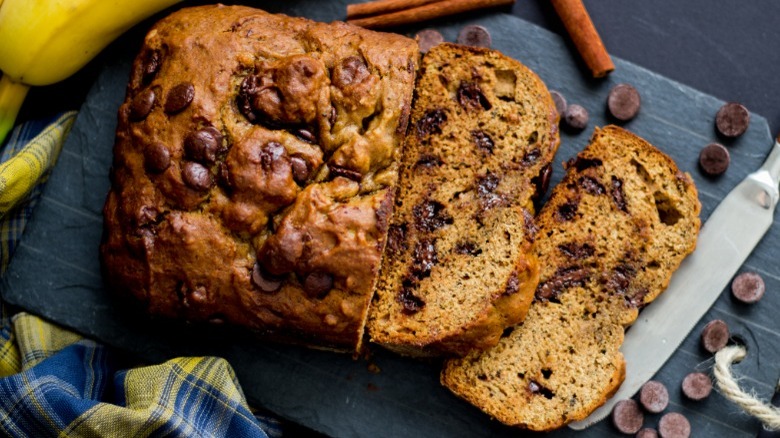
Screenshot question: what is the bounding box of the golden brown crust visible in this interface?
[367,43,560,357]
[441,125,701,430]
[100,5,419,353]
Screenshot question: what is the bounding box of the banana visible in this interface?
[0,0,182,144]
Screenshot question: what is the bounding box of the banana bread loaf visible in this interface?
[366,43,560,357]
[100,5,419,353]
[441,126,701,429]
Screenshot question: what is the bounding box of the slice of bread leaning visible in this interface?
[366,43,560,357]
[441,125,701,430]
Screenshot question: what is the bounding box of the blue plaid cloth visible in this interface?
[0,114,284,437]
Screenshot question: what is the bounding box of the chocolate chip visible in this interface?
[612,399,644,434]
[639,380,669,413]
[330,165,362,182]
[658,412,690,438]
[471,130,494,154]
[411,238,438,279]
[129,88,156,121]
[557,200,579,221]
[416,109,447,138]
[398,285,425,315]
[715,102,750,138]
[535,266,589,302]
[457,82,492,111]
[700,319,730,353]
[141,49,162,82]
[607,83,641,121]
[164,82,195,114]
[184,127,222,164]
[251,262,283,293]
[303,272,333,298]
[182,161,212,191]
[238,75,261,122]
[503,270,520,296]
[550,90,567,117]
[531,164,552,204]
[385,224,408,256]
[454,241,482,256]
[731,271,765,304]
[415,29,444,53]
[333,56,371,89]
[457,25,492,48]
[295,128,316,144]
[144,142,171,173]
[611,176,628,212]
[522,148,541,166]
[290,156,310,184]
[413,200,452,233]
[637,429,659,438]
[699,143,730,176]
[563,104,589,131]
[260,142,287,170]
[558,242,595,259]
[579,175,605,195]
[681,372,712,401]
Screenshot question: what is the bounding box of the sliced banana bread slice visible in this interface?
[366,43,560,357]
[441,125,701,430]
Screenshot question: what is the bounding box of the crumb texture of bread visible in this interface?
[367,43,560,357]
[100,5,419,353]
[441,125,701,430]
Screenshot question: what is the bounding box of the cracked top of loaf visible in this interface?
[100,4,419,352]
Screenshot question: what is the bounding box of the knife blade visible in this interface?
[570,135,780,430]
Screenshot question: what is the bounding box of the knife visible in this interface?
[570,135,780,430]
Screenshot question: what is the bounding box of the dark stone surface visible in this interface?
[4,2,780,437]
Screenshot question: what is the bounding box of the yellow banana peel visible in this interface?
[0,0,183,144]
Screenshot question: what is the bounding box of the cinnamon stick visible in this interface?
[347,0,442,19]
[347,0,515,29]
[550,0,614,78]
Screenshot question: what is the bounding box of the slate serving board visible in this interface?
[3,1,779,436]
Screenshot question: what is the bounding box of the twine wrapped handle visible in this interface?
[714,345,780,431]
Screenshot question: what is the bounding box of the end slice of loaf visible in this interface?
[366,43,560,357]
[441,125,701,430]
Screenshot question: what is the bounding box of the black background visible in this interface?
[19,1,780,136]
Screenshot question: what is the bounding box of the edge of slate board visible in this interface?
[2,3,775,437]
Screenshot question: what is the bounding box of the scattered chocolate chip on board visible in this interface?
[607,83,641,121]
[415,28,444,54]
[612,399,644,434]
[699,142,730,176]
[681,372,713,401]
[658,412,691,438]
[562,103,589,131]
[549,90,567,117]
[456,24,492,48]
[701,319,730,353]
[637,428,660,438]
[639,380,670,413]
[731,271,766,304]
[715,102,750,137]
